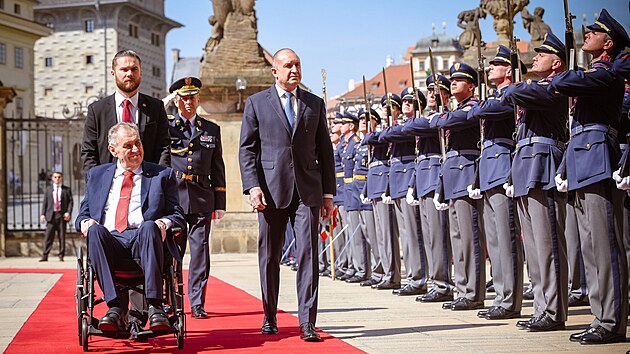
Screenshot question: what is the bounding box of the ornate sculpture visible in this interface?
[457,7,487,50]
[206,0,257,52]
[521,7,551,44]
[480,0,529,45]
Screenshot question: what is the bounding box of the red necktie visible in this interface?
[115,171,134,232]
[122,99,132,123]
[54,187,60,211]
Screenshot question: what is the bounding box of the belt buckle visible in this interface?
[182,173,193,181]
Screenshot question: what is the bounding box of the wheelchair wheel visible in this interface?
[76,249,85,345]
[176,312,184,349]
[81,316,89,352]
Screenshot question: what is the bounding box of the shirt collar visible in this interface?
[275,84,298,99]
[115,162,143,178]
[115,91,139,109]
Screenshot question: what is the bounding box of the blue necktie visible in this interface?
[283,92,294,128]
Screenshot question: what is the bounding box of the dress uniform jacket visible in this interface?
[401,115,442,198]
[350,142,373,211]
[430,97,481,200]
[364,132,390,200]
[614,51,630,80]
[334,140,347,206]
[502,77,567,197]
[550,58,623,190]
[343,133,365,211]
[169,114,226,214]
[378,122,418,199]
[466,87,515,192]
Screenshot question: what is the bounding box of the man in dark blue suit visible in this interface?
[76,122,185,333]
[239,48,335,342]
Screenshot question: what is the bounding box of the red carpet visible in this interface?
[2,269,363,353]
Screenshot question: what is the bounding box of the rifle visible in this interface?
[429,47,447,203]
[381,67,393,127]
[409,59,421,117]
[471,23,486,190]
[558,0,577,179]
[504,0,522,192]
[362,75,372,163]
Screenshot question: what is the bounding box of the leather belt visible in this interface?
[175,170,205,183]
[369,161,385,167]
[353,174,367,181]
[391,155,416,163]
[516,136,564,150]
[483,138,515,148]
[446,149,480,158]
[416,153,440,163]
[570,123,618,138]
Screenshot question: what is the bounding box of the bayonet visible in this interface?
[382,67,393,127]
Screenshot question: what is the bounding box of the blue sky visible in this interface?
[165,0,629,98]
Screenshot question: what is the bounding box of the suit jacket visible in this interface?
[81,93,171,174]
[169,113,226,214]
[239,85,335,209]
[75,161,185,258]
[42,184,73,221]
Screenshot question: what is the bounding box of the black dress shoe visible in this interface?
[99,306,125,332]
[319,269,331,277]
[58,256,64,262]
[485,280,495,293]
[526,313,565,332]
[568,294,589,307]
[299,322,321,342]
[360,278,380,287]
[346,275,368,283]
[484,307,520,320]
[39,256,48,262]
[261,317,278,334]
[522,287,534,300]
[290,263,298,271]
[450,297,484,311]
[570,327,595,342]
[516,314,540,330]
[477,306,497,318]
[393,284,427,296]
[417,289,453,303]
[148,305,170,331]
[441,301,454,309]
[191,304,208,319]
[372,281,401,290]
[579,325,626,344]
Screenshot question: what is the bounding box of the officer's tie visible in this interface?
[283,92,294,128]
[184,120,192,139]
[122,99,132,123]
[115,171,134,232]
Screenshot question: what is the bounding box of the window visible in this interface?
[0,0,4,10]
[85,19,94,33]
[0,43,5,65]
[85,55,93,64]
[14,3,20,15]
[152,66,160,77]
[44,88,53,97]
[371,82,380,90]
[14,47,23,68]
[151,33,160,46]
[46,23,55,30]
[15,97,23,116]
[129,24,138,38]
[85,86,93,95]
[45,57,53,67]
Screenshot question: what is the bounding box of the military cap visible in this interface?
[534,32,567,62]
[169,76,202,96]
[340,111,359,124]
[380,93,402,108]
[587,8,630,49]
[489,45,528,74]
[401,87,428,109]
[426,75,451,95]
[333,112,344,124]
[450,62,477,86]
[357,108,381,123]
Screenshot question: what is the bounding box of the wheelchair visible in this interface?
[75,228,186,351]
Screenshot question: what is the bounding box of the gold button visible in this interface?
[531,153,535,157]
[459,164,464,170]
[187,166,192,170]
[187,158,193,162]
[495,153,499,157]
[189,143,193,147]
[378,172,382,176]
[188,151,193,155]
[586,143,591,150]
[403,169,407,172]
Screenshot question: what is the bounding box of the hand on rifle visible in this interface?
[502,182,514,198]
[467,184,483,200]
[432,193,449,211]
[554,174,568,193]
[360,193,370,205]
[613,169,630,190]
[381,193,394,204]
[406,188,420,206]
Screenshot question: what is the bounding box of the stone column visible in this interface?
[0,87,17,257]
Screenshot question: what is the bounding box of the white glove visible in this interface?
[502,182,514,198]
[381,193,394,204]
[613,169,630,190]
[432,194,449,211]
[161,91,177,108]
[360,193,370,204]
[467,185,482,200]
[406,188,420,206]
[554,174,568,193]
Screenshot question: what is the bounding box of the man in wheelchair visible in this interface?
[76,122,185,333]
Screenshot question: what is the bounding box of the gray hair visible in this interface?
[108,122,139,147]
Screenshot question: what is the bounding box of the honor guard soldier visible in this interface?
[550,9,630,344]
[429,62,486,311]
[333,113,354,279]
[466,45,524,320]
[379,91,429,296]
[168,77,226,319]
[502,31,568,332]
[363,109,402,290]
[403,75,454,303]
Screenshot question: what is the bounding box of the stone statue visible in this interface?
[521,7,551,44]
[206,0,257,52]
[457,7,486,50]
[481,0,529,45]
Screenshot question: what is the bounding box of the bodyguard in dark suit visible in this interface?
[550,10,630,344]
[239,48,335,342]
[75,122,185,333]
[39,171,73,262]
[167,77,226,319]
[82,49,170,173]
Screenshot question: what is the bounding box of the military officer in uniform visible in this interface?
[168,77,226,319]
[332,114,353,279]
[403,75,454,303]
[466,45,524,320]
[379,91,429,296]
[430,63,485,311]
[551,10,629,344]
[502,32,568,332]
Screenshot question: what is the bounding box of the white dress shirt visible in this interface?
[102,163,144,232]
[275,84,298,118]
[114,91,139,124]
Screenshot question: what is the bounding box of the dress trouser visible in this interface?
[419,193,452,294]
[346,210,370,278]
[393,198,427,288]
[483,186,523,312]
[371,199,401,284]
[574,180,628,335]
[359,209,384,280]
[623,193,630,299]
[333,206,352,274]
[449,197,485,301]
[43,212,66,257]
[187,213,213,308]
[517,188,567,321]
[566,191,588,300]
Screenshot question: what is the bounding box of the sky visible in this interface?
[164,0,630,99]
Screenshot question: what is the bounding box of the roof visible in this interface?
[171,57,201,84]
[412,33,464,54]
[338,64,412,102]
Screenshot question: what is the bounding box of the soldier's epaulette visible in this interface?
[214,186,226,192]
[592,60,612,70]
[536,79,549,86]
[461,100,476,112]
[352,135,361,143]
[167,114,175,120]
